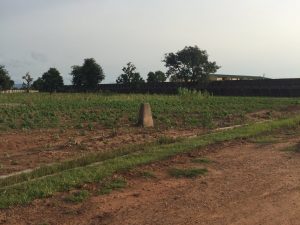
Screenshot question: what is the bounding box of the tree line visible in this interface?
[0,46,220,92]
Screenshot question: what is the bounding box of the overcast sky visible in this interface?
[1,0,300,84]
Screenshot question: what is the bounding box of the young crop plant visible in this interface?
[1,93,299,131]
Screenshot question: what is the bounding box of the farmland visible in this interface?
[0,93,300,176]
[0,93,299,130]
[1,93,300,224]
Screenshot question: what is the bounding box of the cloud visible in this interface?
[31,52,48,63]
[6,59,32,68]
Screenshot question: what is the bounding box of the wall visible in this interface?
[58,78,300,97]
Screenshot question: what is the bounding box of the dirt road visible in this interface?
[1,134,300,225]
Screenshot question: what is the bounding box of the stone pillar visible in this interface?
[138,103,154,128]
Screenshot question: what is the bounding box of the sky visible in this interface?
[1,0,300,84]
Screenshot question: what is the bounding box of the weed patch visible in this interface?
[98,178,127,195]
[157,136,178,145]
[169,168,208,178]
[64,190,90,203]
[250,136,279,145]
[137,171,157,179]
[192,158,213,164]
[282,143,300,153]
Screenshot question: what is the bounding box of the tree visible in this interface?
[33,68,64,93]
[0,65,14,90]
[147,71,167,83]
[116,62,145,84]
[42,68,64,93]
[163,46,220,83]
[32,77,44,91]
[22,72,33,93]
[70,66,82,87]
[71,58,105,90]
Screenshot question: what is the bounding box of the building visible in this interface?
[209,74,268,81]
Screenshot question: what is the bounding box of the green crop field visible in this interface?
[0,93,299,131]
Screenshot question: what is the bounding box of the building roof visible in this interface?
[209,74,269,80]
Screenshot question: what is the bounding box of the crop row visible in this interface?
[0,93,298,130]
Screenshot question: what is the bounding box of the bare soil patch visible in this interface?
[1,131,300,225]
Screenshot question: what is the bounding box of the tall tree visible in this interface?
[147,71,167,83]
[71,58,105,90]
[42,68,64,93]
[163,46,220,83]
[22,72,33,93]
[0,65,14,90]
[32,77,44,91]
[116,62,144,84]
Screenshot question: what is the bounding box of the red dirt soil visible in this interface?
[0,127,204,176]
[1,132,300,225]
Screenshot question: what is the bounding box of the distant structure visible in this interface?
[0,90,38,94]
[209,74,268,81]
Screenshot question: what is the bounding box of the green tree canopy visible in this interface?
[163,46,220,83]
[0,65,14,90]
[71,58,105,90]
[32,77,44,91]
[33,68,64,93]
[42,68,64,93]
[147,71,167,83]
[116,62,145,84]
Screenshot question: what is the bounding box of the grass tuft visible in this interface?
[157,136,178,145]
[192,158,213,164]
[64,190,90,203]
[98,178,127,195]
[282,143,300,153]
[250,136,279,145]
[169,168,208,178]
[137,171,157,179]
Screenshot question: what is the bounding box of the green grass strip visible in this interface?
[0,142,161,188]
[0,135,181,188]
[0,116,300,208]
